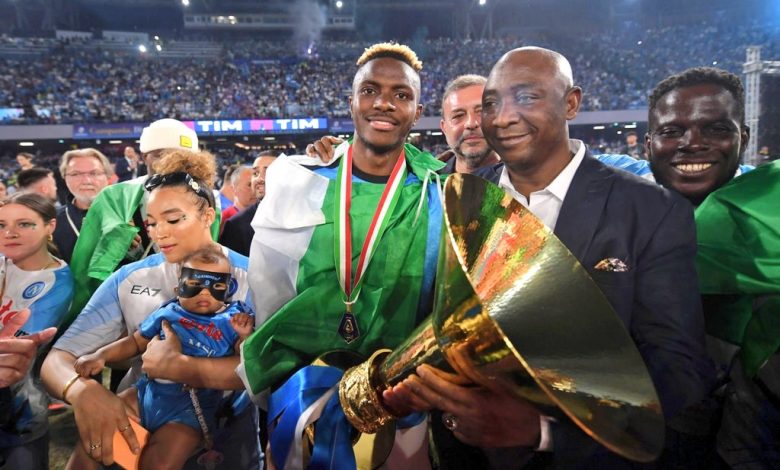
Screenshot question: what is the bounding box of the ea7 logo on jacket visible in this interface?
[130,285,162,296]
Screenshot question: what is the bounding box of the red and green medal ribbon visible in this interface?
[333,145,408,343]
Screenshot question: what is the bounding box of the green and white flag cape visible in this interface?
[66,176,221,327]
[696,160,780,377]
[238,141,445,402]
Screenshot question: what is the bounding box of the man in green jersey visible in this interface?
[238,43,444,469]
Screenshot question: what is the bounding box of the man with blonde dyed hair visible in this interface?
[239,42,442,469]
[356,41,424,70]
[53,148,113,263]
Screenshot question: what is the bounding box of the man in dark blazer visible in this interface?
[219,201,258,256]
[383,47,715,468]
[219,152,277,256]
[114,146,139,182]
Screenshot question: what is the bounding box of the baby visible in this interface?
[73,246,254,469]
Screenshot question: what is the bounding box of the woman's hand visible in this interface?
[41,349,140,465]
[68,374,141,465]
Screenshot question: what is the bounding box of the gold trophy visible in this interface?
[338,173,664,463]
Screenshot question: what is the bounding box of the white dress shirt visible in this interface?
[497,139,586,231]
[494,139,586,451]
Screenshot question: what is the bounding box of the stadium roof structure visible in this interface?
[70,0,471,12]
[1,0,773,41]
[66,0,461,8]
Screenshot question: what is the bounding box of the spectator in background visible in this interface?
[0,181,6,199]
[622,131,647,160]
[439,74,500,173]
[758,145,774,163]
[53,148,112,263]
[114,146,139,183]
[15,153,34,171]
[220,165,255,230]
[17,168,58,204]
[0,18,778,124]
[218,164,237,212]
[219,151,278,256]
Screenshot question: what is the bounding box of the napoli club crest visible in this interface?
[22,282,45,299]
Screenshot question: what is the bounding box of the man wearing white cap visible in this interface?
[65,118,205,328]
[138,118,199,173]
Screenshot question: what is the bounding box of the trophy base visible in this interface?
[339,349,397,434]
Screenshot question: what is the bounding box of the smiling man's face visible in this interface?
[481,49,579,173]
[647,83,748,205]
[350,57,422,155]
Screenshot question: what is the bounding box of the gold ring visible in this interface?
[89,442,102,451]
[119,423,131,433]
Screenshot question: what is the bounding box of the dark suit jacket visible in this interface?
[433,153,714,469]
[219,202,259,257]
[53,202,87,264]
[115,157,134,182]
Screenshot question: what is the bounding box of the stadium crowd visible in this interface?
[1,17,778,124]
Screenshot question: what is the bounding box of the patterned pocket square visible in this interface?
[594,258,629,272]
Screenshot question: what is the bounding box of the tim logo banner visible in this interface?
[184,118,328,135]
